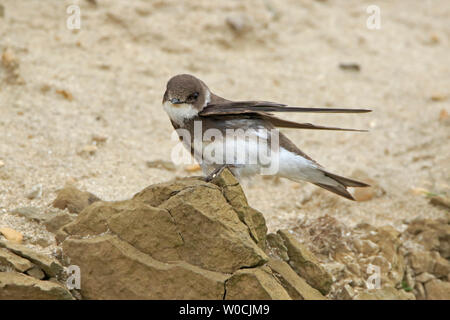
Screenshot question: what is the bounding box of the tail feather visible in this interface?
[313,182,356,200]
[322,171,370,188]
[313,170,370,201]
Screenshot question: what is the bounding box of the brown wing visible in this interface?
[261,114,368,132]
[200,100,371,116]
[200,102,368,132]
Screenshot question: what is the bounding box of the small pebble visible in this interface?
[429,34,440,44]
[55,89,73,101]
[0,160,4,168]
[429,195,450,209]
[439,109,448,121]
[146,160,176,171]
[0,227,23,243]
[40,84,51,93]
[26,266,46,280]
[184,164,201,172]
[91,134,108,144]
[339,63,361,72]
[79,145,98,156]
[1,48,17,68]
[26,184,43,200]
[430,94,447,102]
[410,187,427,195]
[226,15,251,35]
[353,187,374,202]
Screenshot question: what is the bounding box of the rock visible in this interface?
[439,235,450,259]
[414,282,426,300]
[63,235,228,299]
[350,170,384,201]
[266,233,289,261]
[363,226,404,286]
[212,169,267,249]
[353,239,379,255]
[267,259,325,300]
[0,248,33,272]
[146,160,176,171]
[424,279,450,300]
[433,253,450,277]
[409,250,435,274]
[1,48,18,68]
[10,206,75,233]
[26,266,46,280]
[336,284,355,300]
[406,218,450,257]
[31,237,53,248]
[26,184,43,200]
[347,262,361,277]
[55,89,73,101]
[43,211,76,233]
[60,175,304,299]
[0,272,73,300]
[62,179,268,273]
[0,160,4,168]
[0,227,23,243]
[91,134,108,144]
[225,15,251,35]
[354,287,415,300]
[10,207,43,221]
[52,185,101,214]
[429,195,450,210]
[184,164,201,172]
[339,63,361,72]
[415,272,435,283]
[430,94,447,102]
[278,230,333,295]
[439,109,449,122]
[1,47,23,84]
[0,240,63,278]
[404,266,415,289]
[78,144,97,156]
[225,267,291,300]
[353,187,374,201]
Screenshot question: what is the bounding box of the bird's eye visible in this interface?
[188,92,199,101]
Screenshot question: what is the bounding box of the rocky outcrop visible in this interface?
[224,267,291,300]
[58,170,325,300]
[353,287,415,300]
[277,230,333,295]
[10,206,76,233]
[0,241,73,300]
[3,171,447,300]
[285,215,450,300]
[267,259,325,300]
[0,240,63,278]
[52,185,101,214]
[0,272,73,300]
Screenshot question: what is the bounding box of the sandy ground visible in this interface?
[0,0,449,243]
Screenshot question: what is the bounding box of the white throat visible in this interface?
[163,89,211,125]
[163,101,198,125]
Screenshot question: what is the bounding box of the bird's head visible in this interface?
[162,74,211,124]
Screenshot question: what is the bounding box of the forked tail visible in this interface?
[312,170,370,201]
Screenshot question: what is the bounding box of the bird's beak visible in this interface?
[170,98,183,104]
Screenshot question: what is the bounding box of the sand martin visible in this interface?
[162,74,371,200]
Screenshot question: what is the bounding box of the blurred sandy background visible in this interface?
[0,0,449,237]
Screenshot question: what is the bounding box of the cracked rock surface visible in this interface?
[59,170,321,299]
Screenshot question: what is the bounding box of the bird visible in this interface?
[162,74,371,200]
